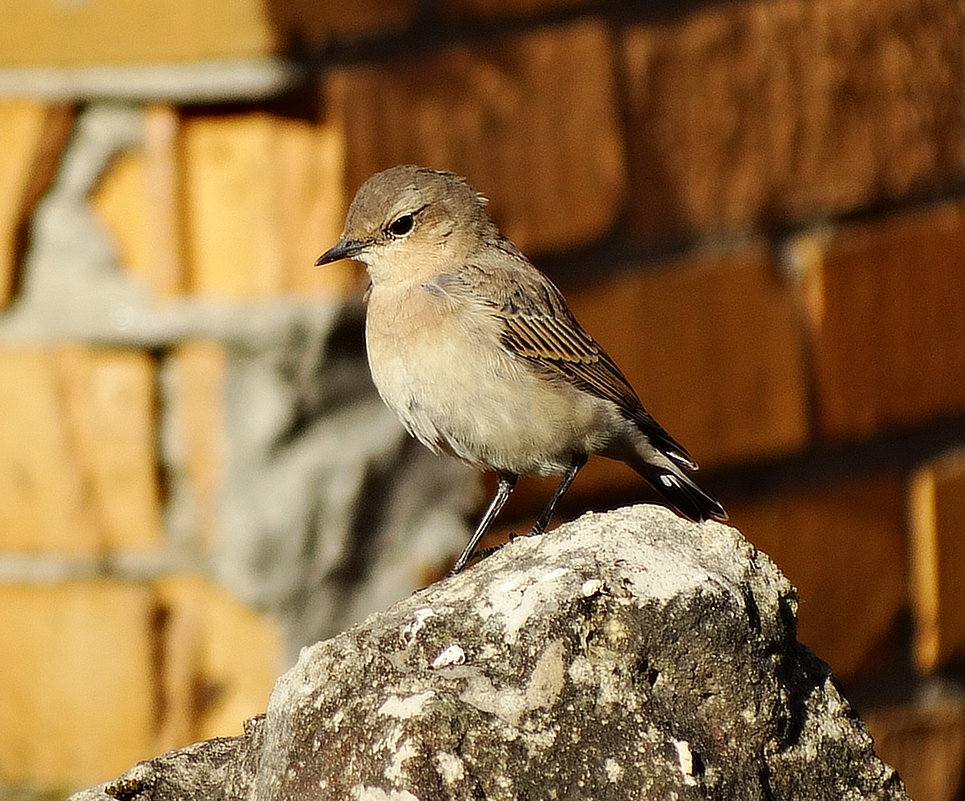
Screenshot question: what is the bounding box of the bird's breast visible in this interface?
[364,282,499,439]
[364,282,616,474]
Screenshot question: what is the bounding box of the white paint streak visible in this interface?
[484,569,574,642]
[604,758,623,782]
[431,643,466,669]
[377,691,434,719]
[385,738,419,783]
[352,786,421,801]
[567,655,594,685]
[673,738,698,786]
[460,639,566,726]
[435,751,465,784]
[400,607,435,645]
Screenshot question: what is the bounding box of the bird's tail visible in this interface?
[631,460,728,523]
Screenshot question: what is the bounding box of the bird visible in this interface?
[316,165,726,575]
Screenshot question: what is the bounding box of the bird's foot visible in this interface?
[465,531,526,563]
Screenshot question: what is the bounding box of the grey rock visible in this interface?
[69,505,909,801]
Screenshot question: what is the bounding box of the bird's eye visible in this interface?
[387,213,415,238]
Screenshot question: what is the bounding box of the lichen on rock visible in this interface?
[74,505,908,801]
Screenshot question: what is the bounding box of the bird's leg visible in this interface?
[448,472,518,576]
[530,453,587,537]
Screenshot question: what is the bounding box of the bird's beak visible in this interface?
[315,238,366,267]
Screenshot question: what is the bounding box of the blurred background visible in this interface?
[1,0,964,798]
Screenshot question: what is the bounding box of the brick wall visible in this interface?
[2,1,964,798]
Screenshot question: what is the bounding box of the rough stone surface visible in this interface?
[70,506,909,801]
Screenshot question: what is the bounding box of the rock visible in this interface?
[70,505,909,801]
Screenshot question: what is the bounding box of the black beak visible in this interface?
[315,238,365,267]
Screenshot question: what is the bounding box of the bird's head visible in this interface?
[316,164,495,285]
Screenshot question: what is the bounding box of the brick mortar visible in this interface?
[0,59,300,103]
[0,549,180,583]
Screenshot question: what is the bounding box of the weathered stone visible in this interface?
[70,506,908,801]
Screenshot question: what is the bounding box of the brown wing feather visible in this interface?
[448,257,698,470]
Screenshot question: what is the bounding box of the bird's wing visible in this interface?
[444,257,698,470]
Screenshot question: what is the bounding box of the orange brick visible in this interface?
[621,0,964,242]
[0,581,156,787]
[142,105,189,299]
[92,147,153,283]
[155,576,282,752]
[196,582,281,740]
[864,699,965,801]
[0,346,163,553]
[93,106,188,300]
[165,343,227,548]
[566,243,808,469]
[0,101,72,307]
[727,473,907,682]
[181,111,354,298]
[0,347,99,553]
[324,20,626,254]
[799,202,965,439]
[58,347,164,551]
[909,450,965,673]
[275,118,355,296]
[0,0,416,66]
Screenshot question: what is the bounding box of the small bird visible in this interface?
[316,165,726,575]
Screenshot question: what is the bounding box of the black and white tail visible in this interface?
[632,460,728,523]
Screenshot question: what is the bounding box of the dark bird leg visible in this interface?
[448,472,518,576]
[531,453,587,537]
